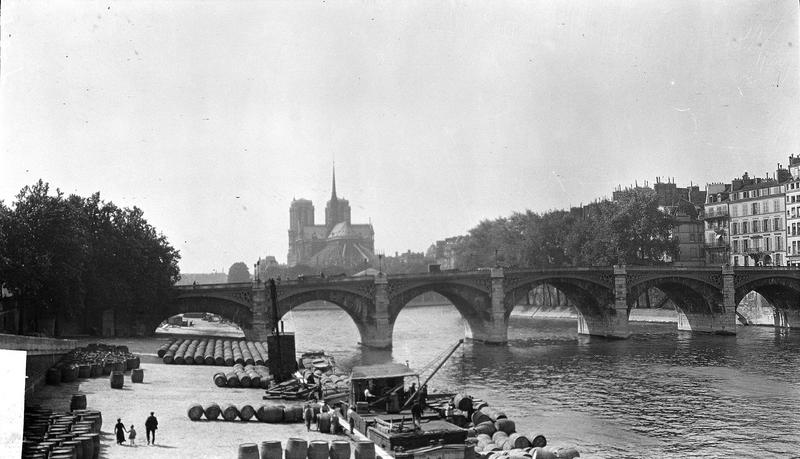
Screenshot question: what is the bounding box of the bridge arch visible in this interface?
[276,288,376,345]
[627,276,724,316]
[387,281,493,343]
[735,273,800,327]
[152,293,254,333]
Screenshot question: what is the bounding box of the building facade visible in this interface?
[728,172,787,266]
[287,167,375,270]
[785,156,800,266]
[703,183,731,265]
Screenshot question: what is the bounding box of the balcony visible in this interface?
[702,209,729,220]
[703,243,729,251]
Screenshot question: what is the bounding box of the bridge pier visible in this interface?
[360,275,393,349]
[577,265,630,339]
[246,281,272,341]
[466,268,509,345]
[676,265,736,335]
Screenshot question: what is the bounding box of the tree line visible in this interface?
[0,180,181,336]
[452,188,679,270]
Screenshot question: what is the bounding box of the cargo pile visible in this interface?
[454,397,579,459]
[236,438,364,459]
[22,404,102,459]
[159,338,269,366]
[213,363,272,388]
[46,343,140,385]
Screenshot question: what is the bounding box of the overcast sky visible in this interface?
[1,0,798,273]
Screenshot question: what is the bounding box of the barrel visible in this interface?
[259,440,282,459]
[90,364,102,378]
[475,421,496,436]
[256,405,284,423]
[354,441,375,459]
[317,412,331,433]
[329,440,351,459]
[62,440,82,459]
[131,368,144,383]
[285,438,308,459]
[491,431,508,446]
[530,447,558,459]
[69,394,87,411]
[238,443,260,459]
[453,394,473,412]
[213,372,227,387]
[77,365,91,378]
[226,372,240,387]
[205,403,221,420]
[187,404,204,421]
[61,365,77,383]
[526,433,547,448]
[504,433,530,450]
[471,410,492,426]
[283,405,303,423]
[113,361,125,372]
[75,434,95,459]
[495,418,515,435]
[102,362,113,375]
[46,368,61,385]
[110,371,124,389]
[222,404,240,421]
[239,404,255,421]
[308,440,329,459]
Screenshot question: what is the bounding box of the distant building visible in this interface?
[728,170,787,266]
[786,156,800,266]
[287,166,375,270]
[703,182,732,266]
[428,236,466,269]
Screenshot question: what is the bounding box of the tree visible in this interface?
[227,262,251,283]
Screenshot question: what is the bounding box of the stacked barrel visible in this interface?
[46,344,140,386]
[213,364,272,389]
[21,405,102,459]
[187,403,306,423]
[161,338,269,366]
[465,401,550,459]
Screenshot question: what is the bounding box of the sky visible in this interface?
[1,0,798,273]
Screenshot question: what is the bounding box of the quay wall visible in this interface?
[0,333,78,397]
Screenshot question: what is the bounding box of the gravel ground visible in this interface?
[26,336,354,459]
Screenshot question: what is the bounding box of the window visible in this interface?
[733,240,739,253]
[689,233,696,242]
[734,256,739,266]
[732,206,738,217]
[753,220,760,233]
[742,221,749,233]
[776,254,782,265]
[766,237,771,251]
[777,235,783,250]
[752,202,760,214]
[743,239,749,251]
[776,217,782,230]
[763,219,769,232]
[732,222,738,235]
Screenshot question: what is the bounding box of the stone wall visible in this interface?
[0,333,78,397]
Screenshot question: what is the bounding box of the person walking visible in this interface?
[303,404,314,431]
[145,412,158,445]
[128,425,137,446]
[114,419,127,445]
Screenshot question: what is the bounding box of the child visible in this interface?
[128,425,137,446]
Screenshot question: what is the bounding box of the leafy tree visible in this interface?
[227,262,251,283]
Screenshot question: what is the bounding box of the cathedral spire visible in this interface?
[331,162,338,200]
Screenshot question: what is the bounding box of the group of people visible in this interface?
[362,381,428,431]
[303,401,332,431]
[114,412,158,447]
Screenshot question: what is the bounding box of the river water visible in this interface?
[279,305,800,458]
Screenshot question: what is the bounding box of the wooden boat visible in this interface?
[342,341,467,453]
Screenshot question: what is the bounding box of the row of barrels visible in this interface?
[22,405,102,459]
[188,403,339,430]
[237,438,374,459]
[46,344,140,385]
[213,364,272,388]
[160,338,270,366]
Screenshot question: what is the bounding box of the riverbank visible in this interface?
[25,337,352,459]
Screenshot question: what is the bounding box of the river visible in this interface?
[277,304,800,458]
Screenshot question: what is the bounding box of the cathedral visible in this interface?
[287,167,376,270]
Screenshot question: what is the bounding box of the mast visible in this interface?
[401,339,464,410]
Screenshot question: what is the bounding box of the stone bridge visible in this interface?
[164,266,800,348]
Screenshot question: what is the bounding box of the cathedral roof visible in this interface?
[328,222,358,239]
[306,239,376,269]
